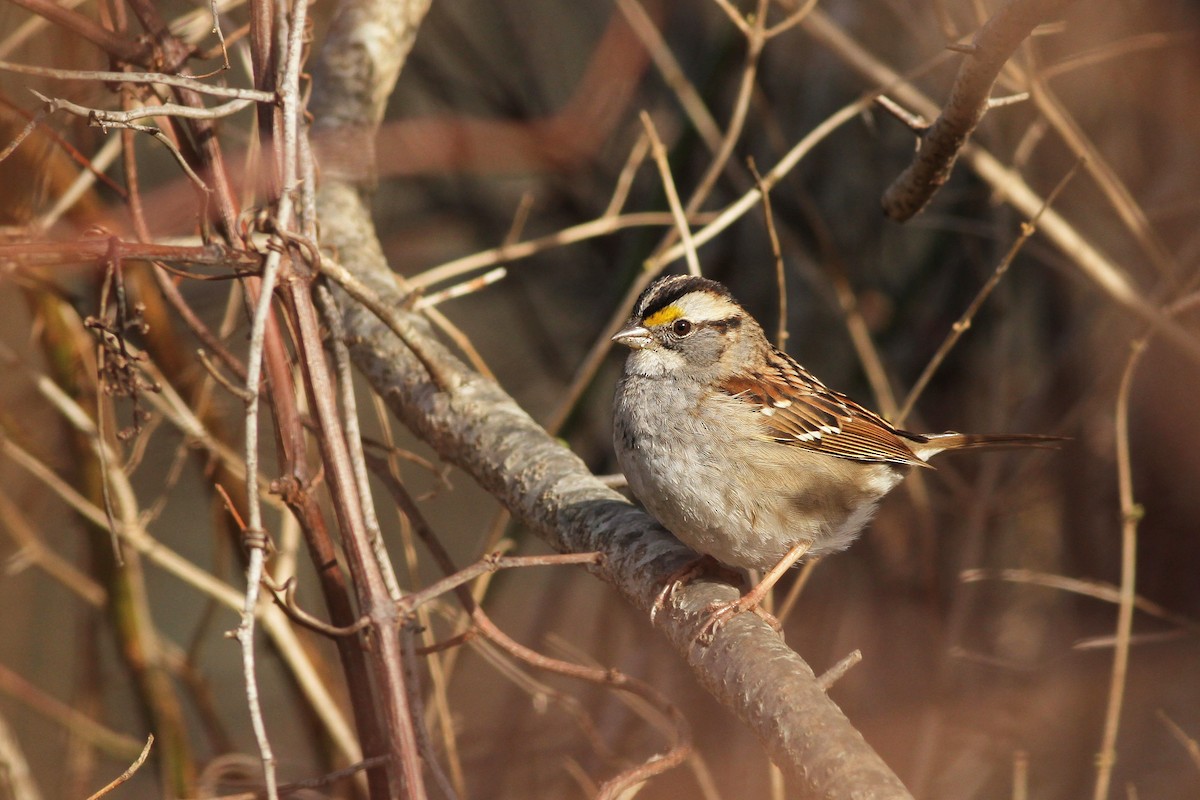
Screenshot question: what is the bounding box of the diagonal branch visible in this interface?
[882,0,1079,221]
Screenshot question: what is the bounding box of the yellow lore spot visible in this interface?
[643,305,683,328]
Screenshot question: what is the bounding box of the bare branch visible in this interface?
[960,568,1200,634]
[0,239,254,268]
[84,735,154,800]
[641,112,701,277]
[897,159,1081,424]
[1157,712,1200,776]
[816,650,863,691]
[1093,333,1144,800]
[32,90,254,125]
[798,6,1200,369]
[881,0,1079,221]
[0,59,275,101]
[410,212,693,291]
[651,97,870,269]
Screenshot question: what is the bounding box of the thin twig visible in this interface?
[197,348,256,401]
[207,0,231,70]
[709,0,751,35]
[775,557,821,625]
[0,711,39,800]
[410,212,692,290]
[141,126,213,194]
[318,259,460,390]
[1012,750,1029,800]
[1093,336,1147,800]
[238,132,285,800]
[277,756,392,794]
[960,568,1200,634]
[816,650,862,691]
[874,94,929,132]
[399,625,460,800]
[641,112,701,277]
[897,158,1081,424]
[315,282,403,602]
[6,0,147,61]
[765,0,819,38]
[0,482,106,606]
[0,59,274,101]
[615,0,722,152]
[651,95,871,269]
[398,552,604,617]
[1157,711,1200,776]
[0,238,256,268]
[413,267,507,311]
[32,90,254,125]
[747,157,787,349]
[263,576,371,638]
[84,734,154,800]
[986,91,1030,108]
[603,130,653,217]
[0,107,48,166]
[1029,65,1178,282]
[1039,31,1197,81]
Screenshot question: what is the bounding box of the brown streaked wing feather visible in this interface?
[818,412,926,465]
[720,350,927,466]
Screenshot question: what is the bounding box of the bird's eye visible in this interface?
[671,318,693,337]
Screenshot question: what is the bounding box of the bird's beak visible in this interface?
[612,322,653,350]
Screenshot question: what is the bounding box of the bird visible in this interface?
[611,273,1060,638]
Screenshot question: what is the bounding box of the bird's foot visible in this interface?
[691,541,811,644]
[692,591,782,646]
[650,555,739,623]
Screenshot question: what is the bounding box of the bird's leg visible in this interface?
[650,554,741,623]
[695,541,811,644]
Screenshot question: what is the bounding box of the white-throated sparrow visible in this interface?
[612,274,1059,635]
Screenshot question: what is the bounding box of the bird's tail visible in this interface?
[913,432,1066,461]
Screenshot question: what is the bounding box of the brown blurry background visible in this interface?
[1,0,1199,797]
